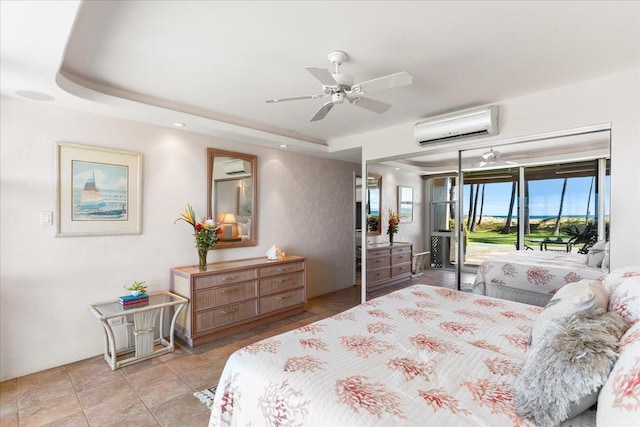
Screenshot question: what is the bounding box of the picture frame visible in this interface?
[398,185,413,222]
[55,142,142,236]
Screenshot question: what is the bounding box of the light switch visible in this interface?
[40,211,53,226]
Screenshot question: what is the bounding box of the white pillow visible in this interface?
[603,266,640,295]
[596,321,640,426]
[530,279,608,347]
[609,275,640,326]
[585,240,607,268]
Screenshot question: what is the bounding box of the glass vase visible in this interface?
[389,233,394,246]
[198,248,208,270]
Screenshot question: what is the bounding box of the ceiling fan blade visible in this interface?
[266,94,323,103]
[305,67,338,87]
[352,96,391,114]
[352,71,413,94]
[310,102,334,122]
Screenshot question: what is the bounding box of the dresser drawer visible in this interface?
[392,263,412,277]
[194,281,257,311]
[194,300,258,332]
[391,252,411,265]
[259,261,305,278]
[259,288,305,314]
[367,256,390,271]
[194,268,257,290]
[368,248,391,258]
[260,272,304,296]
[367,268,391,284]
[391,245,412,255]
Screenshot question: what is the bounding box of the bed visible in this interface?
[472,251,606,306]
[208,284,607,426]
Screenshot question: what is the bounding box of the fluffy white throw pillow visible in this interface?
[530,280,608,347]
[513,310,627,426]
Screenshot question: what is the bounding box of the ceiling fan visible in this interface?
[265,50,413,122]
[474,148,520,168]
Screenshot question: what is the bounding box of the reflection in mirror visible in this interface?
[206,148,257,249]
[366,173,381,235]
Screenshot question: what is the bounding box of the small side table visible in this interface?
[89,291,188,370]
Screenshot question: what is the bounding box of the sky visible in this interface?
[463,176,610,218]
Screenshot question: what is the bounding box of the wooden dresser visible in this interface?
[170,255,306,347]
[366,243,412,293]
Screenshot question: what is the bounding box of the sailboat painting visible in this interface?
[72,160,128,221]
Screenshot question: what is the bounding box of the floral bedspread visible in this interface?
[473,251,605,300]
[210,285,553,426]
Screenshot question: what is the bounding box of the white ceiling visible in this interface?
[1,1,639,164]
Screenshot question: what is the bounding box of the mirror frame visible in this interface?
[206,148,258,249]
[366,173,382,235]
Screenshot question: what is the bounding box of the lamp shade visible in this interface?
[219,213,237,224]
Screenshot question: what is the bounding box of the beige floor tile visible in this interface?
[172,409,211,427]
[16,378,76,411]
[42,411,88,427]
[148,391,208,426]
[66,356,125,393]
[77,376,147,426]
[0,380,17,419]
[125,365,192,407]
[101,411,159,427]
[18,392,82,427]
[162,354,211,376]
[0,413,18,427]
[16,367,69,394]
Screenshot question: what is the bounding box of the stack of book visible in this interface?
[119,294,149,308]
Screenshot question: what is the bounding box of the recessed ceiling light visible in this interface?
[395,167,401,170]
[15,90,55,102]
[172,122,186,127]
[279,144,288,148]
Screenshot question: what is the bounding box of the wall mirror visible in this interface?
[206,148,257,248]
[366,173,382,235]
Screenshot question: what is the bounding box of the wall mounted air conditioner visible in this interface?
[414,105,498,146]
[222,159,250,175]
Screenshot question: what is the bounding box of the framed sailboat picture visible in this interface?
[55,142,142,236]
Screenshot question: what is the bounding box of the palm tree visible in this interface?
[470,184,480,232]
[585,177,594,224]
[467,184,475,230]
[477,184,485,226]
[553,178,568,236]
[501,181,517,234]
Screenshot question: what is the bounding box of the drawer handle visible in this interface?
[277,295,291,301]
[222,276,236,281]
[222,288,237,294]
[222,308,239,315]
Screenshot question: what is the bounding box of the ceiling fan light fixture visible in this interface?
[481,148,500,163]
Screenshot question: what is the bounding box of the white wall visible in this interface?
[0,97,359,381]
[335,69,640,270]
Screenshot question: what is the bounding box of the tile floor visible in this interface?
[0,269,467,427]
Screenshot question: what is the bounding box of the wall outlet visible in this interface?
[107,316,125,327]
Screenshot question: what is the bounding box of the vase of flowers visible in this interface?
[175,204,220,270]
[387,210,400,245]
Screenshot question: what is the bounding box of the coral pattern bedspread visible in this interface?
[473,251,605,304]
[209,285,582,426]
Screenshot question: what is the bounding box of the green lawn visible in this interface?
[465,217,585,245]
